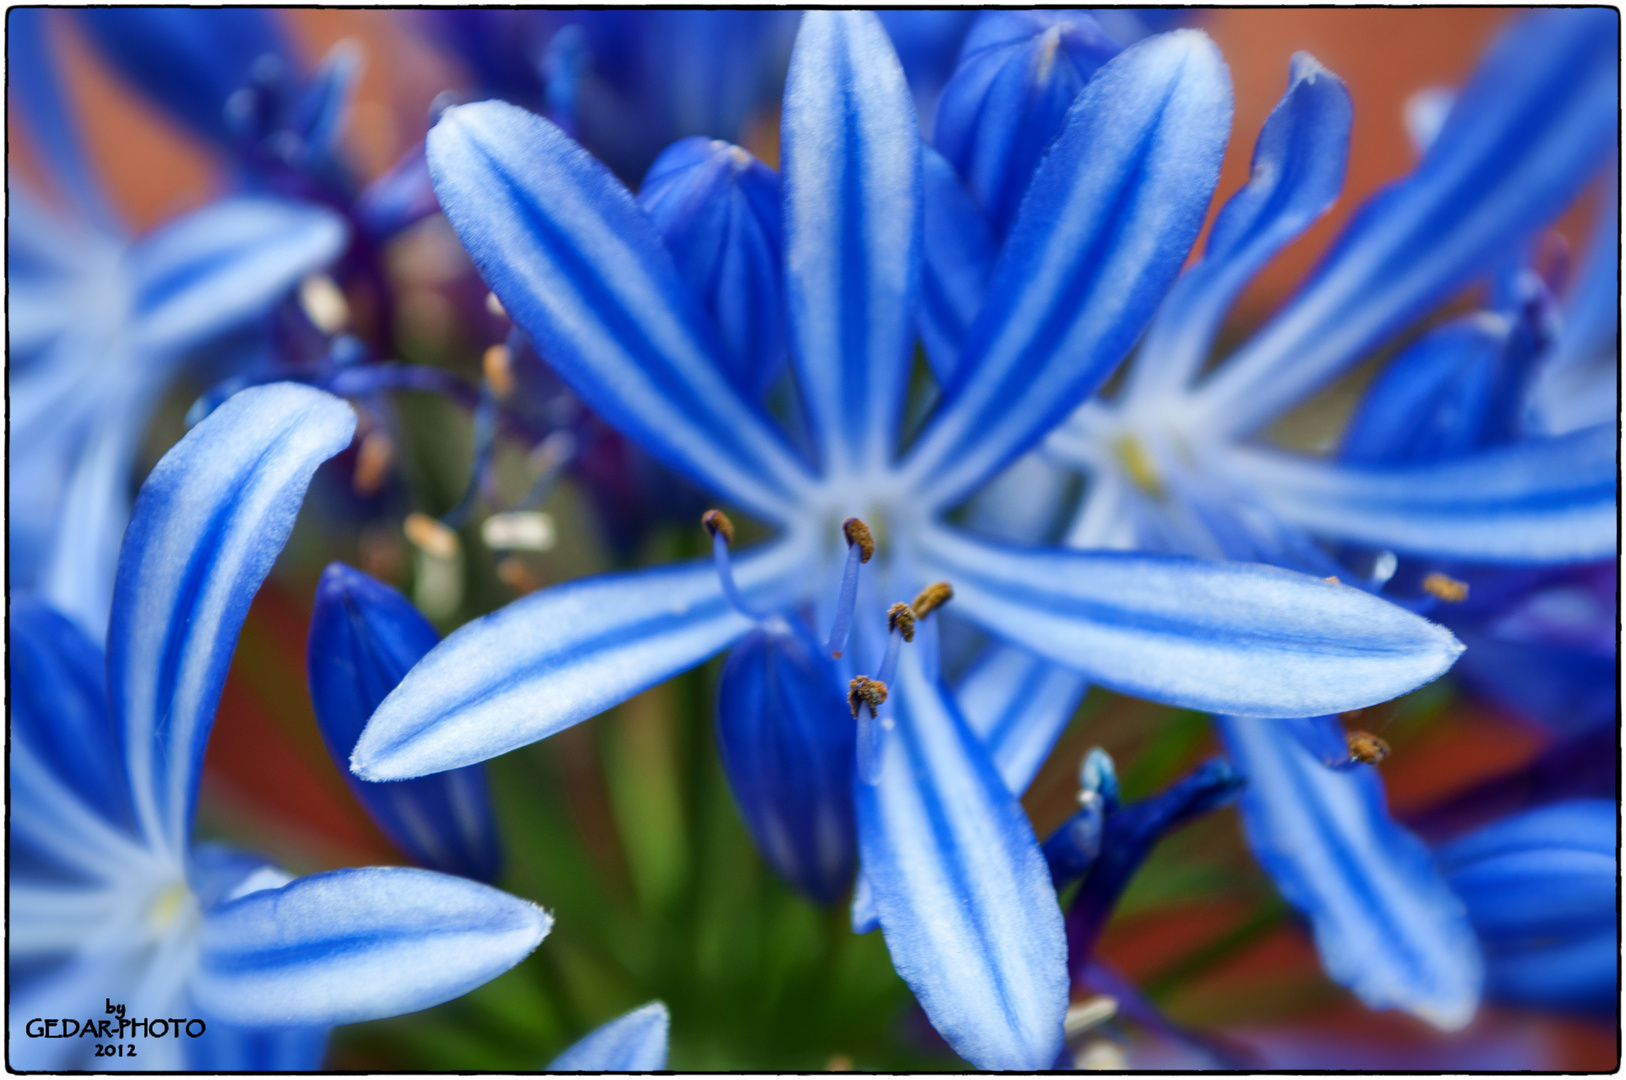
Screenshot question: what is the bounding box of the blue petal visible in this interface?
[957,643,1087,795]
[639,137,786,400]
[1221,425,1617,563]
[1193,8,1619,437]
[1436,800,1616,1013]
[918,145,996,380]
[9,598,130,827]
[308,564,503,882]
[106,383,356,857]
[918,524,1464,718]
[855,643,1067,1070]
[548,1002,670,1071]
[353,539,812,781]
[933,11,1121,238]
[355,141,439,241]
[131,197,348,356]
[7,10,114,225]
[290,41,361,162]
[1531,182,1619,436]
[1339,314,1510,464]
[780,11,922,475]
[185,1023,330,1071]
[427,100,814,522]
[1217,716,1483,1030]
[1125,52,1352,402]
[75,8,293,149]
[193,867,551,1026]
[715,618,856,904]
[907,30,1233,509]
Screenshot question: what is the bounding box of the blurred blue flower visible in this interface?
[8,384,550,1070]
[918,6,1613,1033]
[351,13,1464,1068]
[419,9,799,183]
[7,10,349,638]
[1436,800,1617,1015]
[308,564,503,882]
[547,1001,670,1071]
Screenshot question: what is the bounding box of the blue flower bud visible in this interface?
[1436,800,1616,1014]
[307,563,502,881]
[75,9,294,151]
[715,615,856,904]
[934,11,1121,239]
[639,137,786,399]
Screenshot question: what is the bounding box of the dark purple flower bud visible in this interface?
[715,615,856,904]
[308,563,501,881]
[639,137,786,400]
[934,11,1121,239]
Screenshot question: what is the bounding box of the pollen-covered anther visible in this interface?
[299,273,350,334]
[482,343,515,399]
[1346,730,1391,766]
[352,430,395,497]
[842,517,875,563]
[911,581,954,620]
[887,602,916,642]
[404,511,460,559]
[702,509,736,544]
[1422,572,1469,602]
[848,676,888,719]
[1323,575,1342,585]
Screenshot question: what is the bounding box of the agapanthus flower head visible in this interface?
[8,384,548,1070]
[348,12,1468,1068]
[909,3,1614,1037]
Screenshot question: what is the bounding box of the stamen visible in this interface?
[842,517,876,563]
[352,429,395,497]
[485,291,508,320]
[703,510,762,619]
[483,343,515,399]
[1346,730,1390,766]
[1422,572,1469,602]
[482,511,555,552]
[517,430,576,510]
[848,676,888,718]
[911,581,954,620]
[1064,996,1118,1039]
[702,509,736,544]
[299,273,350,334]
[404,511,460,559]
[496,556,543,595]
[826,517,874,658]
[887,602,916,643]
[441,385,500,530]
[850,676,891,785]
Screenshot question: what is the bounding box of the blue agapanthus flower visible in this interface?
[349,13,1466,1068]
[8,384,550,1070]
[8,10,349,639]
[910,5,1614,1033]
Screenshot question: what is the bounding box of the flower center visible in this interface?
[147,881,196,935]
[1113,433,1166,498]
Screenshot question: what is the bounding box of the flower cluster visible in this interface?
[8,7,1616,1071]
